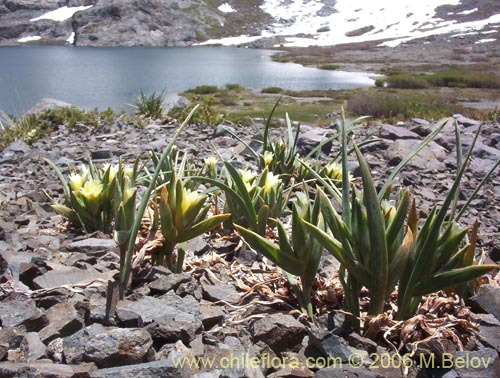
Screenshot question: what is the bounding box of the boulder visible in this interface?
[384,139,447,169]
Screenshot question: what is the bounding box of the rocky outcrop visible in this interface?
[0,0,268,46]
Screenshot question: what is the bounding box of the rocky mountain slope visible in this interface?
[0,0,499,48]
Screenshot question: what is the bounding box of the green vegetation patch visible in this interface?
[319,64,342,71]
[261,87,284,94]
[0,107,120,151]
[381,71,500,89]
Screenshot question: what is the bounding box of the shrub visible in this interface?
[374,79,385,87]
[189,85,219,94]
[319,64,341,70]
[346,93,464,120]
[261,86,284,94]
[225,83,244,91]
[386,74,430,89]
[426,71,500,89]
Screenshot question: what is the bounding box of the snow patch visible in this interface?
[200,0,500,48]
[30,5,93,22]
[218,3,236,13]
[475,38,496,44]
[457,8,478,16]
[66,32,75,44]
[18,36,41,43]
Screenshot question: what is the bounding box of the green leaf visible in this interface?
[177,214,230,243]
[414,265,498,296]
[385,189,410,258]
[224,162,259,224]
[353,141,388,314]
[235,224,303,276]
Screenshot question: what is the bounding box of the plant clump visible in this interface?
[45,102,498,337]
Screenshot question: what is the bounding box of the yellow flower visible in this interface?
[123,166,134,179]
[239,168,257,184]
[69,173,85,191]
[122,177,136,203]
[102,164,119,183]
[263,171,280,194]
[262,151,274,166]
[79,180,103,202]
[204,156,218,168]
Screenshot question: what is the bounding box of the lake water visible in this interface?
[0,46,376,115]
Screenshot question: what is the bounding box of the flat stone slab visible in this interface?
[65,238,117,255]
[33,267,116,289]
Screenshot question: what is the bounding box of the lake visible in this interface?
[0,46,376,115]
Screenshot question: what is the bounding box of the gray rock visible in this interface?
[83,327,153,368]
[476,314,500,353]
[199,302,225,330]
[467,284,500,321]
[117,293,202,345]
[20,332,46,361]
[0,298,47,331]
[33,267,116,290]
[25,98,76,115]
[46,337,64,364]
[116,308,143,328]
[453,114,481,127]
[0,361,77,378]
[2,140,31,154]
[384,139,447,169]
[65,238,117,254]
[89,359,186,378]
[187,236,210,256]
[0,327,24,351]
[315,334,353,362]
[62,323,106,364]
[440,348,500,378]
[345,332,378,354]
[250,314,306,354]
[297,128,334,156]
[379,124,421,140]
[38,302,84,344]
[315,365,403,377]
[91,149,114,160]
[202,284,241,305]
[149,272,191,295]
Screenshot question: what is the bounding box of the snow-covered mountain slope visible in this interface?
[201,0,500,48]
[1,0,499,48]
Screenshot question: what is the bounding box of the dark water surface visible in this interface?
[0,46,376,114]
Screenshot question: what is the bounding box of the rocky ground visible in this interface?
[0,101,499,377]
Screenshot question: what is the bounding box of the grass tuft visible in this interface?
[131,90,166,119]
